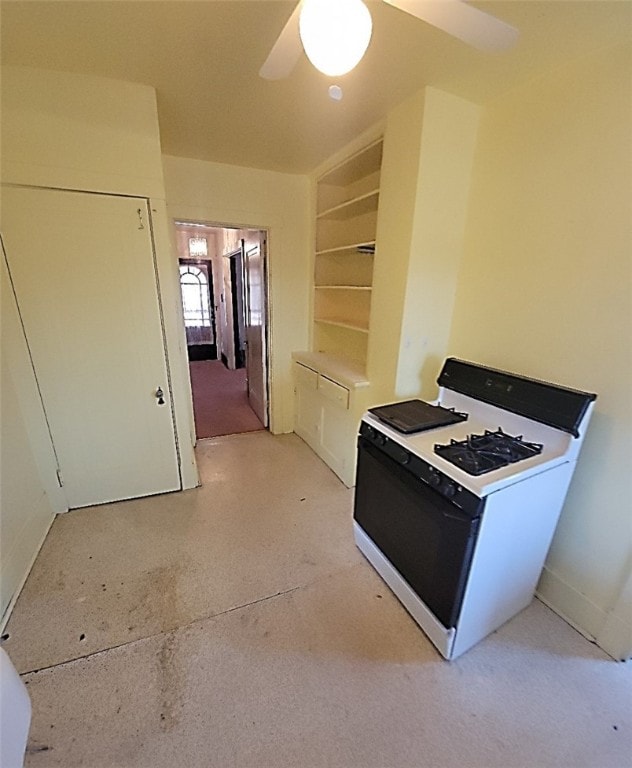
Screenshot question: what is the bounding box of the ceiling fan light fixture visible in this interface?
[299,0,372,77]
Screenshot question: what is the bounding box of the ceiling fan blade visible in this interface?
[259,2,303,80]
[383,0,519,52]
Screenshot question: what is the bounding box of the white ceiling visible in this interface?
[1,1,629,174]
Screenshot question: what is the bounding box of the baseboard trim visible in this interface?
[536,565,607,644]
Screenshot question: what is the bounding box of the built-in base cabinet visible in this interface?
[294,361,359,486]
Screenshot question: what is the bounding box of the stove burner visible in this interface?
[434,428,544,476]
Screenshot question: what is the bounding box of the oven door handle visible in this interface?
[442,508,480,522]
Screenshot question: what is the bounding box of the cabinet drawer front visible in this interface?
[295,363,318,390]
[318,375,350,409]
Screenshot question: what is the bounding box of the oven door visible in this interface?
[353,436,481,628]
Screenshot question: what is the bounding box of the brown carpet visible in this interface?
[189,359,264,438]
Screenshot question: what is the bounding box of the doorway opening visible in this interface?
[174,221,269,439]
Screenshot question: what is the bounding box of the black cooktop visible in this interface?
[368,399,468,434]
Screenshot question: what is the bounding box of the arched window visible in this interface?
[179,265,211,328]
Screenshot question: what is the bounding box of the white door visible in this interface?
[244,236,269,427]
[1,186,181,508]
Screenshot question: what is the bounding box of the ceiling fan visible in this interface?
[260,0,519,81]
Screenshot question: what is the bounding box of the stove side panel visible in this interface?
[451,462,575,659]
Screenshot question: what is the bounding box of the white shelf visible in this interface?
[318,139,383,188]
[315,285,372,291]
[293,351,370,389]
[317,189,379,221]
[314,318,369,334]
[315,241,376,257]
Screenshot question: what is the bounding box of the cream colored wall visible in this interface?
[448,42,632,657]
[162,155,311,434]
[395,88,480,399]
[0,361,55,624]
[367,93,425,403]
[1,66,165,198]
[1,255,62,623]
[367,87,479,405]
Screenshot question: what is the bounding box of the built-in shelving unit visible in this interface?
[312,138,383,370]
[293,137,383,487]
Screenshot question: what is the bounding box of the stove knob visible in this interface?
[392,446,411,465]
[429,471,442,488]
[365,425,376,440]
[376,433,387,447]
[442,481,457,499]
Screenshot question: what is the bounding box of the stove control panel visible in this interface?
[359,422,483,517]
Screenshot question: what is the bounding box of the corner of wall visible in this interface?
[536,566,606,642]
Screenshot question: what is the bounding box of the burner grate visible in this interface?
[435,428,543,476]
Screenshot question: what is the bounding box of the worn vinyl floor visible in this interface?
[3,432,631,768]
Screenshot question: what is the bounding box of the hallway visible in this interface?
[3,432,631,768]
[189,360,263,438]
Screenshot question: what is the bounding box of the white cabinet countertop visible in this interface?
[292,351,370,390]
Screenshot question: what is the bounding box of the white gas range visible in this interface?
[353,358,596,660]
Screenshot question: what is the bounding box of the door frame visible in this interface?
[171,219,271,433]
[226,245,246,369]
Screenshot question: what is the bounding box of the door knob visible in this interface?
[155,387,165,405]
